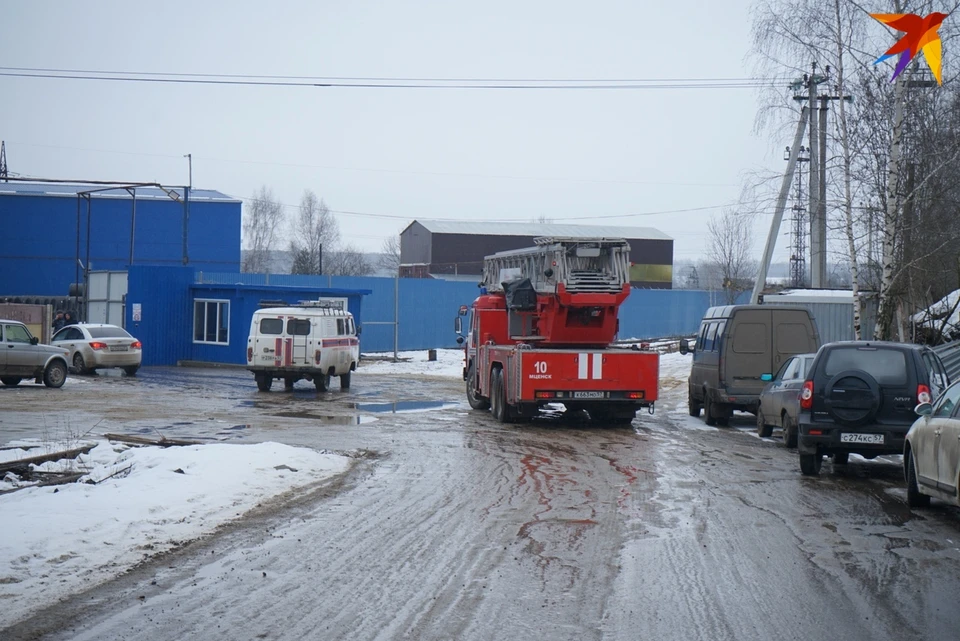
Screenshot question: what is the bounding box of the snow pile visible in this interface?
[0,441,351,628]
[359,349,464,378]
[911,289,960,341]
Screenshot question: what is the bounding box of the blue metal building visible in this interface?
[0,182,241,296]
[127,265,371,366]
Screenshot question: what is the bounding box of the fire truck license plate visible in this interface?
[573,391,605,399]
[840,433,884,444]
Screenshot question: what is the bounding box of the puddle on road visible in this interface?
[273,411,377,425]
[354,401,457,413]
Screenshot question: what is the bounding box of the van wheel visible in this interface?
[284,377,296,391]
[906,454,930,508]
[715,404,731,427]
[255,373,272,392]
[687,388,701,417]
[800,451,823,476]
[704,394,717,426]
[314,374,331,392]
[757,409,773,438]
[340,372,351,390]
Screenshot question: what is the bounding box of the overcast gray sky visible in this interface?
[2,0,798,263]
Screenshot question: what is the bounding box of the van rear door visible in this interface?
[724,308,772,396]
[772,310,819,371]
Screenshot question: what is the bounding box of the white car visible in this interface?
[905,379,960,508]
[52,324,142,376]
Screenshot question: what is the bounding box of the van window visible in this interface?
[337,318,345,335]
[732,323,767,354]
[259,318,283,335]
[696,322,708,351]
[714,320,726,352]
[287,319,311,336]
[704,322,718,352]
[348,318,356,335]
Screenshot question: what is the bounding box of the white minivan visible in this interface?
[246,301,359,392]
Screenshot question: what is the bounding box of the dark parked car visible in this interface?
[1,319,70,388]
[904,380,960,508]
[796,341,950,476]
[756,352,816,447]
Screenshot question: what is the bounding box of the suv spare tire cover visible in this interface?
[823,369,881,427]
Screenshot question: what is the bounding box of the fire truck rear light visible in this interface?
[800,381,814,409]
[917,384,931,405]
[90,342,107,351]
[626,392,645,399]
[535,392,555,399]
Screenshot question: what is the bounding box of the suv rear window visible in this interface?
[259,318,283,335]
[822,347,908,385]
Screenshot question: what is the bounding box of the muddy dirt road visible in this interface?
[3,365,960,640]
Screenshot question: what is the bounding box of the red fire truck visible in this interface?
[455,237,659,424]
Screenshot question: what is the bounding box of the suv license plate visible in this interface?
[840,433,884,444]
[572,391,605,399]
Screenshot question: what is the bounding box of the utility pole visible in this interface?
[0,141,7,181]
[751,106,809,304]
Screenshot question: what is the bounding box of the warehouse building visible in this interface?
[399,219,674,288]
[0,182,242,298]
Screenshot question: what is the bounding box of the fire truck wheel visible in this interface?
[688,388,701,417]
[466,364,490,410]
[314,374,331,392]
[491,368,515,424]
[255,373,272,392]
[340,372,351,390]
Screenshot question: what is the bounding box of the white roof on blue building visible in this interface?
[406,219,672,241]
[0,182,239,202]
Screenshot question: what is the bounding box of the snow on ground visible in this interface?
[0,440,351,628]
[359,349,464,378]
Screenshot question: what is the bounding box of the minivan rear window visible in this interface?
[822,348,908,385]
[259,318,283,335]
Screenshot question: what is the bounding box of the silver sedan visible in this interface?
[905,380,960,508]
[52,324,142,376]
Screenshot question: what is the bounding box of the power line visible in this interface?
[0,66,786,84]
[0,69,778,90]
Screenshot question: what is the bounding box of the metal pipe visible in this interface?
[128,188,137,266]
[394,276,399,361]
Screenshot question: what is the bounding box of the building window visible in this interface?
[194,299,229,344]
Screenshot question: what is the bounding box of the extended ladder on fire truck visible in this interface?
[481,236,631,295]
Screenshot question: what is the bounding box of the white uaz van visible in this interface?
[246,301,359,392]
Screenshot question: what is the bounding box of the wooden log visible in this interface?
[103,434,202,448]
[0,444,96,475]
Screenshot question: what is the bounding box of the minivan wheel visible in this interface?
[688,388,701,417]
[340,372,351,390]
[314,374,331,392]
[757,409,773,438]
[284,377,296,391]
[906,454,930,508]
[714,403,730,427]
[800,451,823,476]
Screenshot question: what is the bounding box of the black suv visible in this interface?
[796,341,950,476]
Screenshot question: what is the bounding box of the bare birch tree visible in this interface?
[378,235,401,275]
[290,190,339,275]
[707,209,758,304]
[241,186,285,273]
